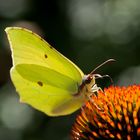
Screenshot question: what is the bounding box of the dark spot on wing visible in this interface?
[40,37,43,41]
[50,46,53,49]
[44,54,48,58]
[37,81,43,86]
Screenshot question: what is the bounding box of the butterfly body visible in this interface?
[75,75,95,97]
[6,27,100,116]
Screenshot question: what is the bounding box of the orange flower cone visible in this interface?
[71,85,140,140]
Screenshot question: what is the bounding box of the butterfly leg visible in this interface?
[86,92,103,111]
[91,84,105,96]
[87,84,105,111]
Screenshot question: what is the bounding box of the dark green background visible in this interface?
[0,0,140,140]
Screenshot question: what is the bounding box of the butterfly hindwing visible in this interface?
[11,64,84,116]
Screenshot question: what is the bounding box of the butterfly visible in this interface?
[5,27,114,116]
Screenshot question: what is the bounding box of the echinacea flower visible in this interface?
[71,85,140,140]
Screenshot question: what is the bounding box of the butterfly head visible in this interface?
[85,75,94,84]
[83,59,115,87]
[82,74,96,93]
[76,59,115,100]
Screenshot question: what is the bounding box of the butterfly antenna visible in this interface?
[90,59,116,75]
[95,74,114,85]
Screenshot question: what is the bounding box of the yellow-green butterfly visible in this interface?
[5,27,114,116]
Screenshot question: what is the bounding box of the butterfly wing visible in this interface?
[11,64,84,116]
[5,27,84,83]
[5,27,84,116]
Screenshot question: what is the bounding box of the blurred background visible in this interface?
[0,0,140,139]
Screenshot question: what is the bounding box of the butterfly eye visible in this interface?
[85,76,93,84]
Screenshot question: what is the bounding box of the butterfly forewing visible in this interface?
[6,27,84,84]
